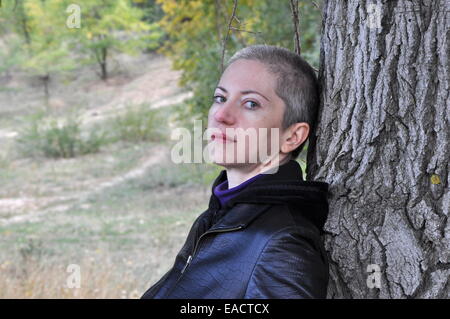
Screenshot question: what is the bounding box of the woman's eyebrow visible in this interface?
[216,86,270,102]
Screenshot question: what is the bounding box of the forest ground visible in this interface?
[0,52,218,298]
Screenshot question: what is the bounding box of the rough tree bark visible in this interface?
[306,0,449,298]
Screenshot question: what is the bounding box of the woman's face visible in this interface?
[207,59,288,169]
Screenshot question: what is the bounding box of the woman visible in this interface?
[142,44,329,299]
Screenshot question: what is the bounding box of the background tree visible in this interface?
[0,0,32,44]
[75,0,160,80]
[1,0,76,105]
[132,0,165,25]
[307,0,449,298]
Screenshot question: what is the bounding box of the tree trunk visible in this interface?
[21,16,31,46]
[41,73,50,109]
[100,47,108,81]
[307,0,449,298]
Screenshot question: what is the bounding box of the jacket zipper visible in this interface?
[181,225,244,274]
[164,223,244,298]
[180,255,192,274]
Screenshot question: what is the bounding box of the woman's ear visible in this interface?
[281,122,310,154]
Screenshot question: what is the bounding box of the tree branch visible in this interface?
[220,0,238,73]
[289,0,301,55]
[229,26,262,35]
[311,1,321,11]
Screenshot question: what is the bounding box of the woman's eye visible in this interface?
[244,100,259,109]
[213,95,226,103]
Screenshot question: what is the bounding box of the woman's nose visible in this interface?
[213,101,236,125]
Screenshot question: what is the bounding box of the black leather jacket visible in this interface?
[141,160,329,299]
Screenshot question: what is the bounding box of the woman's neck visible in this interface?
[225,154,291,188]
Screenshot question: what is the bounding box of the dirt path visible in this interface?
[0,144,168,226]
[80,55,192,126]
[0,54,190,226]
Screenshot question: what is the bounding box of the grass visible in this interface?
[0,140,160,198]
[0,141,217,297]
[0,254,144,298]
[15,112,108,159]
[14,103,171,160]
[108,104,167,143]
[0,52,209,298]
[0,97,218,297]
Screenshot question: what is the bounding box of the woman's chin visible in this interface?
[211,156,260,168]
[211,159,241,168]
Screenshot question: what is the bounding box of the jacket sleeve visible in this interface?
[243,228,329,299]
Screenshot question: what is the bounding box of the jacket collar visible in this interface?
[206,169,266,231]
[208,159,304,207]
[207,160,303,231]
[207,160,329,232]
[208,203,272,232]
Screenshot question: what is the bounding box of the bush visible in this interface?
[110,105,166,143]
[16,112,108,159]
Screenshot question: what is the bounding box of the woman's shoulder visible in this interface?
[251,205,329,273]
[252,203,322,239]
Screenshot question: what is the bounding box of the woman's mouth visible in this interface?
[212,132,235,143]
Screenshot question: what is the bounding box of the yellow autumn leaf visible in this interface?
[430,174,441,185]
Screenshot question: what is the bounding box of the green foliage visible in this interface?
[15,1,76,77]
[73,0,164,79]
[156,0,323,126]
[132,0,165,24]
[0,1,77,103]
[16,112,107,159]
[109,105,167,143]
[0,0,165,82]
[297,2,322,67]
[0,0,31,40]
[15,103,169,159]
[0,35,25,75]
